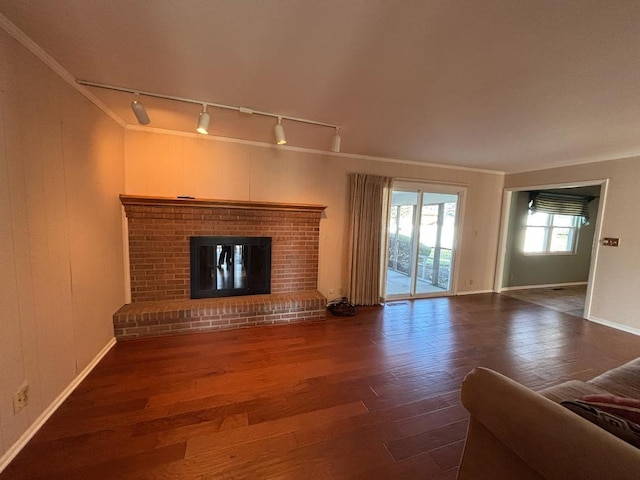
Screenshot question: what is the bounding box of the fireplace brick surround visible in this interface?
[114,195,327,340]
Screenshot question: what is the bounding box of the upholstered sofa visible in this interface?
[457,358,640,480]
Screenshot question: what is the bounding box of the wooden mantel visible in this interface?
[119,194,327,213]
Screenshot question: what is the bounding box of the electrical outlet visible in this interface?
[13,383,29,414]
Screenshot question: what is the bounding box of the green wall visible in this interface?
[502,190,598,287]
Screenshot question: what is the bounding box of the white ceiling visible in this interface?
[4,0,640,173]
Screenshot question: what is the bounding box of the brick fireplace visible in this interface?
[113,195,327,340]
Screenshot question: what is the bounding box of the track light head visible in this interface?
[197,105,210,134]
[130,93,150,125]
[331,128,341,153]
[274,117,287,145]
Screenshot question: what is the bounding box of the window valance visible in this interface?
[528,192,593,224]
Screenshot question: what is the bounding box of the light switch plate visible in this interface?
[602,237,619,247]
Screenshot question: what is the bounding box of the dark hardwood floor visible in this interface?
[3,294,640,479]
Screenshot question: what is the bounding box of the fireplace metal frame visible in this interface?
[189,236,272,299]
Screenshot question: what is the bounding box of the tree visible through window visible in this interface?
[523,212,579,254]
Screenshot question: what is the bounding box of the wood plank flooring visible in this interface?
[500,284,587,316]
[3,294,640,479]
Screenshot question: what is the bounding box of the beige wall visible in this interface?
[0,29,125,463]
[506,158,640,332]
[125,130,505,299]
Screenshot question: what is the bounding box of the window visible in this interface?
[523,212,579,254]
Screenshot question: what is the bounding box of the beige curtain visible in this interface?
[347,173,393,305]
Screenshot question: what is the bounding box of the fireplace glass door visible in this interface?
[190,236,271,298]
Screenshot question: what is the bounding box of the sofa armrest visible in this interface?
[459,367,640,480]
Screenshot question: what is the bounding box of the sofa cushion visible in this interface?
[589,358,640,398]
[561,399,640,448]
[537,380,611,403]
[579,394,640,424]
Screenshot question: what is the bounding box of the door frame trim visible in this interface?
[383,180,467,301]
[493,179,609,319]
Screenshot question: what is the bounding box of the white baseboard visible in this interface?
[587,316,640,337]
[0,337,117,473]
[500,281,588,292]
[456,289,495,296]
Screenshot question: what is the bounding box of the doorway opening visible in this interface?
[384,181,465,300]
[495,180,608,319]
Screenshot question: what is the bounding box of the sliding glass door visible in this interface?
[385,182,463,299]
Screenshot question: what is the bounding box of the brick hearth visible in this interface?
[113,291,326,340]
[115,195,328,340]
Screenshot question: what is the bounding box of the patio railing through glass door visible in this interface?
[385,187,459,298]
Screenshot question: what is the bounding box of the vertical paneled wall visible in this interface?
[0,28,125,464]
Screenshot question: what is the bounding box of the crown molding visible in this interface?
[0,13,126,127]
[126,125,505,176]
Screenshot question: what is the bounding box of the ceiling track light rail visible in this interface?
[76,80,341,148]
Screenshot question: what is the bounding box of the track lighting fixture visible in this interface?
[130,93,150,125]
[331,128,342,153]
[79,80,342,151]
[274,117,287,145]
[196,105,210,135]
